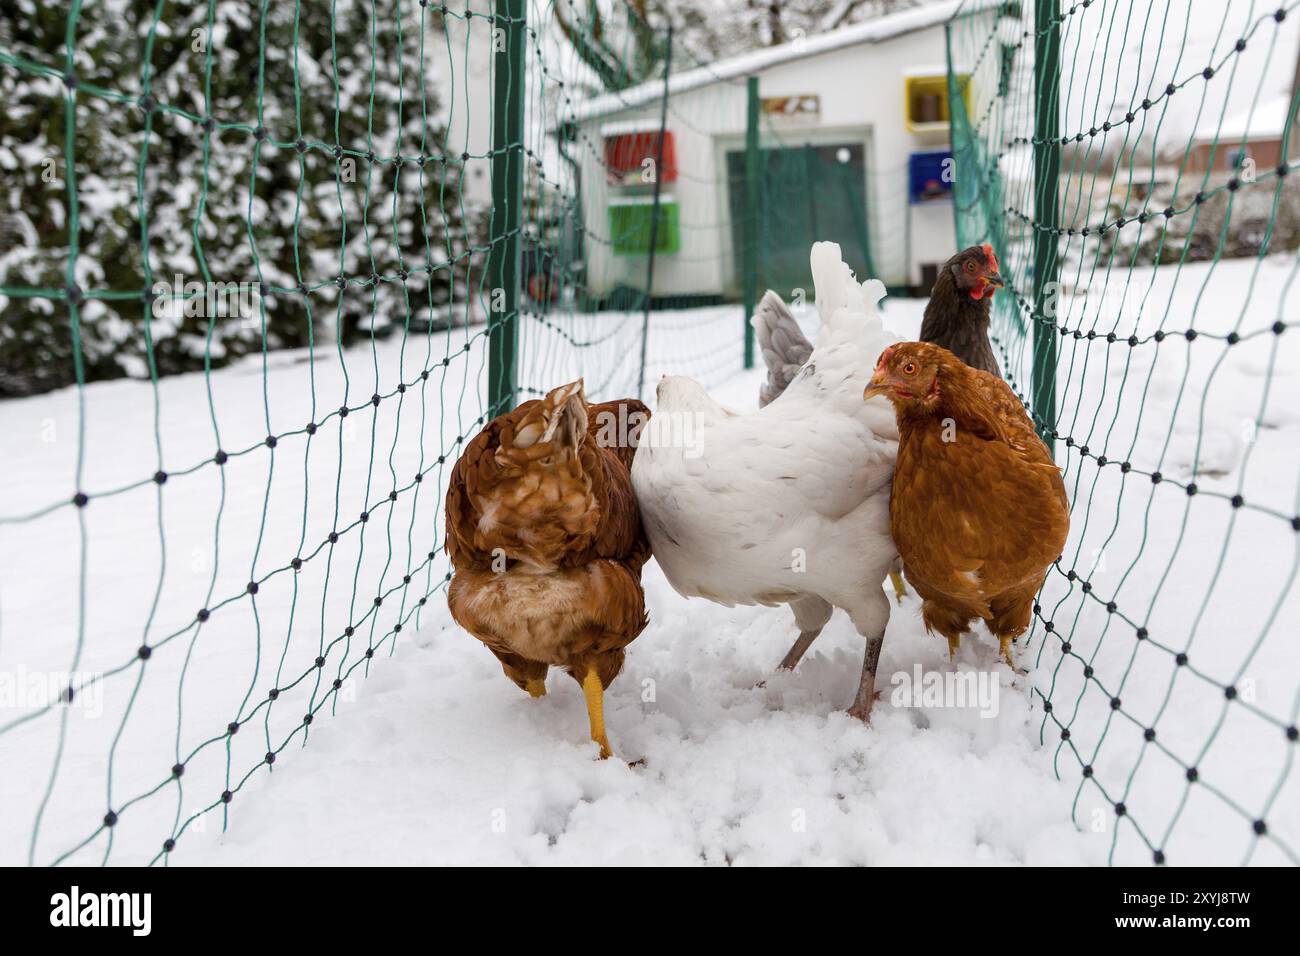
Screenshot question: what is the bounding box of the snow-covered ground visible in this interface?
[995,253,1300,866]
[0,259,1295,866]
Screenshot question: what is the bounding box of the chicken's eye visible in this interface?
[902,362,917,376]
[964,260,977,272]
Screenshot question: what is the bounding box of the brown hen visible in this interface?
[445,380,650,758]
[865,343,1069,665]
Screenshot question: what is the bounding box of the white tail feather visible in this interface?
[809,241,886,344]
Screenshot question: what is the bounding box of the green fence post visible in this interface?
[1032,0,1060,451]
[487,0,525,417]
[945,21,965,250]
[742,75,760,370]
[637,25,673,401]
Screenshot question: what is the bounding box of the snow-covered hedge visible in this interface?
[0,0,481,397]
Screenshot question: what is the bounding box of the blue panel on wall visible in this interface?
[909,150,953,204]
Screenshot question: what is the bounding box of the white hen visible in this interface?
[632,242,900,719]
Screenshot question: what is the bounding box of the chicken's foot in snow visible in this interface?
[888,570,907,604]
[778,627,824,671]
[525,678,547,698]
[846,634,885,722]
[582,668,613,759]
[999,636,1016,669]
[776,595,834,671]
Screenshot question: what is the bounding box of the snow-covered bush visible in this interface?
[1078,170,1300,268]
[0,0,479,397]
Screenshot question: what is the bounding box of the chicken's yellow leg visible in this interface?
[525,678,547,698]
[581,668,613,759]
[999,636,1015,668]
[888,570,908,604]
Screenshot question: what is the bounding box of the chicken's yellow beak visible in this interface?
[863,371,890,402]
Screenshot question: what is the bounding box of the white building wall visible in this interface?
[577,81,747,302]
[578,22,959,299]
[434,0,494,208]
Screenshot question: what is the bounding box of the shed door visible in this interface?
[726,142,874,298]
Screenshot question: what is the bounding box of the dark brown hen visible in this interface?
[919,243,1005,377]
[754,243,1006,412]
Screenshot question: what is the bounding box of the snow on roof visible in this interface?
[902,63,951,78]
[1193,94,1294,142]
[600,118,667,136]
[563,0,998,126]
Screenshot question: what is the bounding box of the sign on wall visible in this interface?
[761,94,820,122]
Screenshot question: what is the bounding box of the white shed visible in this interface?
[562,0,986,304]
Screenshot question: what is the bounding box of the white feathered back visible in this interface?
[763,242,897,436]
[810,241,888,348]
[632,240,899,620]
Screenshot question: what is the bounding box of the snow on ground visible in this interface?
[0,260,1295,866]
[993,254,1300,866]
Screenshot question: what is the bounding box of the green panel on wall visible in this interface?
[608,201,680,256]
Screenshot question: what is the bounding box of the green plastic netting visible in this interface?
[1,0,1296,867]
[0,0,787,869]
[949,0,1299,864]
[0,0,521,866]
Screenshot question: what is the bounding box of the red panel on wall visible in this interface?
[603,131,677,186]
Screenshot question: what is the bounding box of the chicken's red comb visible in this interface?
[981,242,1000,273]
[875,345,895,369]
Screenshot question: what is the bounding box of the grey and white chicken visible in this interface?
[632,242,900,720]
